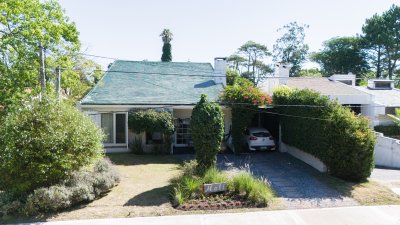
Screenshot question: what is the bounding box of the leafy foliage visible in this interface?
[0,98,104,195]
[226,68,239,86]
[298,68,322,77]
[273,86,376,181]
[221,78,272,153]
[273,22,309,76]
[311,37,369,77]
[0,0,101,108]
[128,109,174,135]
[191,95,224,173]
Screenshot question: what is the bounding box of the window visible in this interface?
[252,132,270,137]
[338,80,352,85]
[176,118,192,146]
[101,113,114,143]
[115,114,126,143]
[375,82,391,89]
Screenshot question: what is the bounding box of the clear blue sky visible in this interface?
[58,0,399,69]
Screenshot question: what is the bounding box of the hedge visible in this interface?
[273,86,375,181]
[374,125,400,137]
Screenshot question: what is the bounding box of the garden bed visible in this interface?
[176,195,260,211]
[171,160,275,210]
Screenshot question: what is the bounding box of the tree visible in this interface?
[227,54,246,72]
[0,0,100,109]
[311,37,369,77]
[236,41,272,85]
[362,14,386,78]
[298,68,322,77]
[191,94,224,173]
[273,22,309,76]
[160,29,173,62]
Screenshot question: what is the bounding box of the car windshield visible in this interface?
[252,132,270,137]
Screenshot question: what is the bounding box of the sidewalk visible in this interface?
[11,205,400,225]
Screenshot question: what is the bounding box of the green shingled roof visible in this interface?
[80,60,223,105]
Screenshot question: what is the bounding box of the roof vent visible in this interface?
[367,79,394,90]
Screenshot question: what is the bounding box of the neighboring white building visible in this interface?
[259,64,372,114]
[259,64,399,126]
[354,79,400,126]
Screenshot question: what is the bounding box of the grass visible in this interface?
[315,173,400,205]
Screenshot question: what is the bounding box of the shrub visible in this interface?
[221,78,272,153]
[24,186,72,215]
[191,94,224,173]
[273,86,376,181]
[374,125,400,137]
[130,137,145,154]
[171,162,274,207]
[0,99,104,195]
[22,158,119,216]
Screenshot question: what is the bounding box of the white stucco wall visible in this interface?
[279,142,327,173]
[375,132,400,169]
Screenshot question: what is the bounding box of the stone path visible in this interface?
[175,152,358,209]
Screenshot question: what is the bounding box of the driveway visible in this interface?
[176,152,358,209]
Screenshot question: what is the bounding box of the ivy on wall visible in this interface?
[221,77,272,153]
[273,86,376,181]
[128,109,174,135]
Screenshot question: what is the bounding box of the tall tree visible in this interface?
[362,5,400,79]
[273,22,309,76]
[0,0,99,108]
[362,14,386,78]
[236,41,272,85]
[311,37,369,77]
[160,29,173,62]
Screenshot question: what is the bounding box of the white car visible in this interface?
[244,127,275,151]
[226,127,276,152]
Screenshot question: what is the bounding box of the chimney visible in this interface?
[275,62,292,85]
[214,57,227,86]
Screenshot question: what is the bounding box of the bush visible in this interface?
[273,86,376,181]
[191,94,224,173]
[130,137,145,154]
[23,158,119,216]
[374,125,400,137]
[0,99,104,195]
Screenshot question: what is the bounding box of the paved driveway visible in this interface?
[176,152,358,209]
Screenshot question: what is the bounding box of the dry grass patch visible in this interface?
[315,174,400,205]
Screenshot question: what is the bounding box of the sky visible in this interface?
[58,0,399,69]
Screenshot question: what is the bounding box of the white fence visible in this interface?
[374,132,400,169]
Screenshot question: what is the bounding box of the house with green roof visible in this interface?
[78,58,231,153]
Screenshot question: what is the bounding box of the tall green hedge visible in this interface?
[191,94,224,173]
[273,86,375,181]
